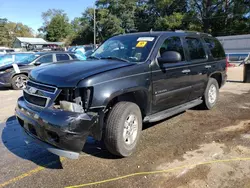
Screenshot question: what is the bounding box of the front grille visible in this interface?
[27,81,56,93]
[24,91,47,107]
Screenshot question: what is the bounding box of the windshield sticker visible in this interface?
[12,63,20,73]
[137,37,155,42]
[136,41,147,48]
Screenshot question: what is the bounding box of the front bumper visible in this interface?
[0,72,12,87]
[16,97,98,159]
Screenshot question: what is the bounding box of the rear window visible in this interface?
[204,38,225,59]
[56,54,70,61]
[186,38,206,60]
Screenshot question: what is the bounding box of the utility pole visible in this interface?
[93,6,96,48]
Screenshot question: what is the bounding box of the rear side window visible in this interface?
[186,38,206,60]
[159,37,185,61]
[56,54,70,61]
[38,55,53,64]
[204,38,225,59]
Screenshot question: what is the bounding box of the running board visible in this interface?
[143,99,203,123]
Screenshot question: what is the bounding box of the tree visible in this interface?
[47,0,250,46]
[46,14,72,42]
[188,0,250,36]
[0,18,33,47]
[39,9,72,42]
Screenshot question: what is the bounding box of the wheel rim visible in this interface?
[123,114,138,146]
[208,84,217,104]
[15,76,27,89]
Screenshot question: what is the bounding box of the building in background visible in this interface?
[12,37,64,51]
[217,34,250,64]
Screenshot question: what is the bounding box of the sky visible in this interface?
[0,0,95,34]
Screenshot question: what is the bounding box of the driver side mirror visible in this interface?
[34,61,41,66]
[157,51,182,64]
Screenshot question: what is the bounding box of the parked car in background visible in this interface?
[0,51,77,89]
[0,48,15,55]
[0,52,34,67]
[68,45,95,60]
[84,49,95,58]
[15,31,227,159]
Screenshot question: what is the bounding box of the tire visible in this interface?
[11,74,28,90]
[104,102,142,157]
[200,78,219,110]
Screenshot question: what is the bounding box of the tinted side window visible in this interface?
[186,38,206,60]
[159,37,185,61]
[56,54,70,61]
[38,55,53,64]
[204,38,225,59]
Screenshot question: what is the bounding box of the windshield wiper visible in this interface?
[100,56,130,63]
[88,56,100,60]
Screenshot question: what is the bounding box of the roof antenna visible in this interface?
[150,28,153,33]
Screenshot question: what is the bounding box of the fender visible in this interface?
[103,86,149,108]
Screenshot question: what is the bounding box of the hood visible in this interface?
[30,60,134,87]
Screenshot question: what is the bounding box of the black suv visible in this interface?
[0,51,77,90]
[16,31,227,158]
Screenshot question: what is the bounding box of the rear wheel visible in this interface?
[11,74,28,90]
[104,102,142,157]
[200,78,219,110]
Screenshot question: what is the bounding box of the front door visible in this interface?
[151,36,192,114]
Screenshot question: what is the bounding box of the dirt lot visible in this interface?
[1,67,250,188]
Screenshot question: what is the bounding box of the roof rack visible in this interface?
[175,30,212,37]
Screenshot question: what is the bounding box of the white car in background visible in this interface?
[0,48,15,55]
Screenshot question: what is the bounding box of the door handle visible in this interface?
[182,69,190,74]
[205,65,211,69]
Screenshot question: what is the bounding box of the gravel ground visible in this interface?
[1,67,250,188]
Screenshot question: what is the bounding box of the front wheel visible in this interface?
[200,78,219,110]
[11,74,28,90]
[104,102,142,157]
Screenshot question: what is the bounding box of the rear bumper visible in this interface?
[16,97,98,159]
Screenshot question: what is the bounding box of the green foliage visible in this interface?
[36,0,250,45]
[39,9,72,43]
[46,14,72,42]
[0,18,33,47]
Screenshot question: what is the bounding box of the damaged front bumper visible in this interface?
[16,96,98,159]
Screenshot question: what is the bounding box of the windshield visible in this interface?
[91,35,157,63]
[0,55,13,66]
[18,54,40,64]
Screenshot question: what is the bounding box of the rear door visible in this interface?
[151,36,192,113]
[184,37,208,101]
